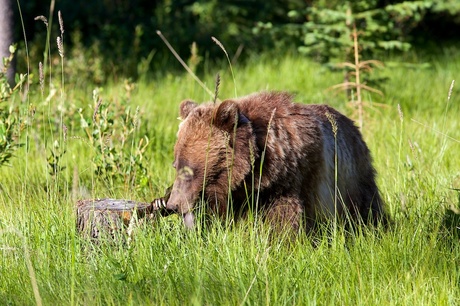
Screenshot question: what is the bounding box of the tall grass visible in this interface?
[1,42,460,305]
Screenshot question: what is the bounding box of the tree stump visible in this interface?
[76,198,167,240]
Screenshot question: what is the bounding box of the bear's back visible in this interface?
[233,92,376,218]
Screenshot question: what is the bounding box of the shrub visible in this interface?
[0,45,26,167]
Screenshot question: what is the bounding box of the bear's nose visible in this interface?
[165,200,177,212]
[166,191,180,212]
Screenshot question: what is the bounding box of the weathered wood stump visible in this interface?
[76,197,167,240]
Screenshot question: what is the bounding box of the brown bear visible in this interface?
[165,91,387,231]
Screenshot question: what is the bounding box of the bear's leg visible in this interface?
[264,195,304,233]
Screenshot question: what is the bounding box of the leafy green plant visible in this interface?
[0,45,27,167]
[79,86,150,191]
[47,139,66,178]
[64,30,105,86]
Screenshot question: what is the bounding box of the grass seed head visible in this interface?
[58,11,64,35]
[34,15,48,27]
[57,37,64,58]
[448,80,455,101]
[39,62,44,95]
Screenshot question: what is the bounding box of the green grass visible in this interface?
[1,51,460,305]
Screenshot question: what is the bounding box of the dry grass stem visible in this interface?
[232,45,244,64]
[411,119,460,144]
[212,36,237,97]
[325,111,339,211]
[156,30,215,99]
[256,108,277,203]
[329,82,384,96]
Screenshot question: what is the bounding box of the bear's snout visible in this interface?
[166,188,196,228]
[165,189,181,212]
[165,198,178,212]
[165,182,196,215]
[166,165,199,215]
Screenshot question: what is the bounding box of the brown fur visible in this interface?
[166,91,387,231]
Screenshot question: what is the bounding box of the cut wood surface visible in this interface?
[76,198,166,240]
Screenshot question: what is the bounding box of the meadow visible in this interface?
[0,48,459,305]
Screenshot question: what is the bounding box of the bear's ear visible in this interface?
[179,100,197,120]
[213,100,245,132]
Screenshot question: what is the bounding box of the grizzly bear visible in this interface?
[165,91,386,231]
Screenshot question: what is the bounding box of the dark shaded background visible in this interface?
[7,0,460,80]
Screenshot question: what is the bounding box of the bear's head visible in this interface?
[166,99,257,227]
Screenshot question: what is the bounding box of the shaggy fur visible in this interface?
[166,91,387,231]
